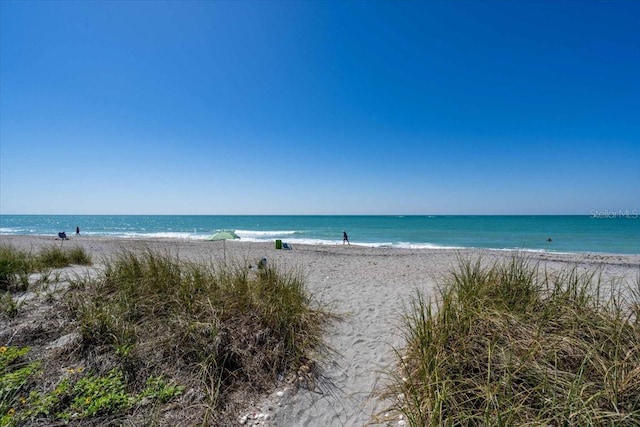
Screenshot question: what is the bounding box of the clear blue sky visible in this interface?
[1,0,638,215]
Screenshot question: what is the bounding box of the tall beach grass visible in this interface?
[66,248,330,425]
[1,245,329,425]
[384,255,640,426]
[0,244,91,292]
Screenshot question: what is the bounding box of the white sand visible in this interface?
[2,235,639,426]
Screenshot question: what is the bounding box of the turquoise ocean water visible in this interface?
[1,215,639,254]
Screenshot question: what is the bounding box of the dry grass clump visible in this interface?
[66,248,329,425]
[385,255,640,426]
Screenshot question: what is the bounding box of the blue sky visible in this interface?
[1,0,638,215]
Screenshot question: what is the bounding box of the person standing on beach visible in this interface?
[343,230,350,245]
[76,226,80,236]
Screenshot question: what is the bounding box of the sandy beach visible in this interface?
[2,235,639,426]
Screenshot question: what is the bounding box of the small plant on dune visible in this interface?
[64,369,130,419]
[0,293,19,318]
[384,254,640,426]
[139,375,185,403]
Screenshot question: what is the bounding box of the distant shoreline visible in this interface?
[2,234,639,265]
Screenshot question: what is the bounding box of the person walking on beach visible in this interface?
[343,230,350,245]
[76,226,80,236]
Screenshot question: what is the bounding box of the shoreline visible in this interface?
[2,233,640,259]
[2,235,639,426]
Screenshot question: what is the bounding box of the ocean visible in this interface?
[1,214,639,254]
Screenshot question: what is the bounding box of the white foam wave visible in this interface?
[0,227,42,235]
[389,242,464,250]
[284,238,343,246]
[491,247,575,255]
[212,234,469,250]
[0,227,23,234]
[115,232,204,240]
[234,230,297,238]
[258,237,466,250]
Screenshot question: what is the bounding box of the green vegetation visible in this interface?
[36,246,92,269]
[1,247,329,425]
[0,244,92,292]
[385,255,640,426]
[69,249,328,420]
[0,246,32,292]
[0,346,183,426]
[0,346,40,426]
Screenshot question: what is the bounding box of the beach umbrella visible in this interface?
[208,230,240,259]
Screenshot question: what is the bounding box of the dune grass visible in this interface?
[2,247,329,425]
[1,243,93,320]
[58,248,330,425]
[385,255,640,426]
[0,244,92,292]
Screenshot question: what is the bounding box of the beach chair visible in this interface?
[282,243,292,250]
[58,232,68,240]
